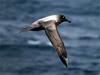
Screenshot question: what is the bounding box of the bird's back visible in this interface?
[38,15,58,22]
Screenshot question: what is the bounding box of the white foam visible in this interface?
[46,42,52,46]
[27,40,40,45]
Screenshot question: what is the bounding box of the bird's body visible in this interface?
[21,15,71,67]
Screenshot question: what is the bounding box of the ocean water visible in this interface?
[0,0,100,75]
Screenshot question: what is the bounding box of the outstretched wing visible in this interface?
[40,21,68,67]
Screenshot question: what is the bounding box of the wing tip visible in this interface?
[64,58,68,68]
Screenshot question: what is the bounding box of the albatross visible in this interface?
[21,15,71,67]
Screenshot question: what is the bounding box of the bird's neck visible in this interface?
[56,21,62,25]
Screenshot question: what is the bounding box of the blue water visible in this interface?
[0,0,100,75]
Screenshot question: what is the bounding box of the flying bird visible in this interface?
[21,15,71,67]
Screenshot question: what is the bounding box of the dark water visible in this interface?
[0,0,100,75]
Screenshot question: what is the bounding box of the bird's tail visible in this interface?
[20,26,33,32]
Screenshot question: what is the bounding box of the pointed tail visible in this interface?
[20,26,33,32]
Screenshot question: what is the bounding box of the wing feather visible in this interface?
[45,28,68,67]
[40,21,68,67]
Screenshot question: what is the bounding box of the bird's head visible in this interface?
[58,15,71,24]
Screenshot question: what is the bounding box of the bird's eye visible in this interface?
[62,16,65,19]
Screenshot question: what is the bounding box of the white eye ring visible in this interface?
[63,16,65,19]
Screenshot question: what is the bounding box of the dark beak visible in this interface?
[65,19,71,23]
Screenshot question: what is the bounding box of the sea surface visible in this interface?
[0,0,100,75]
